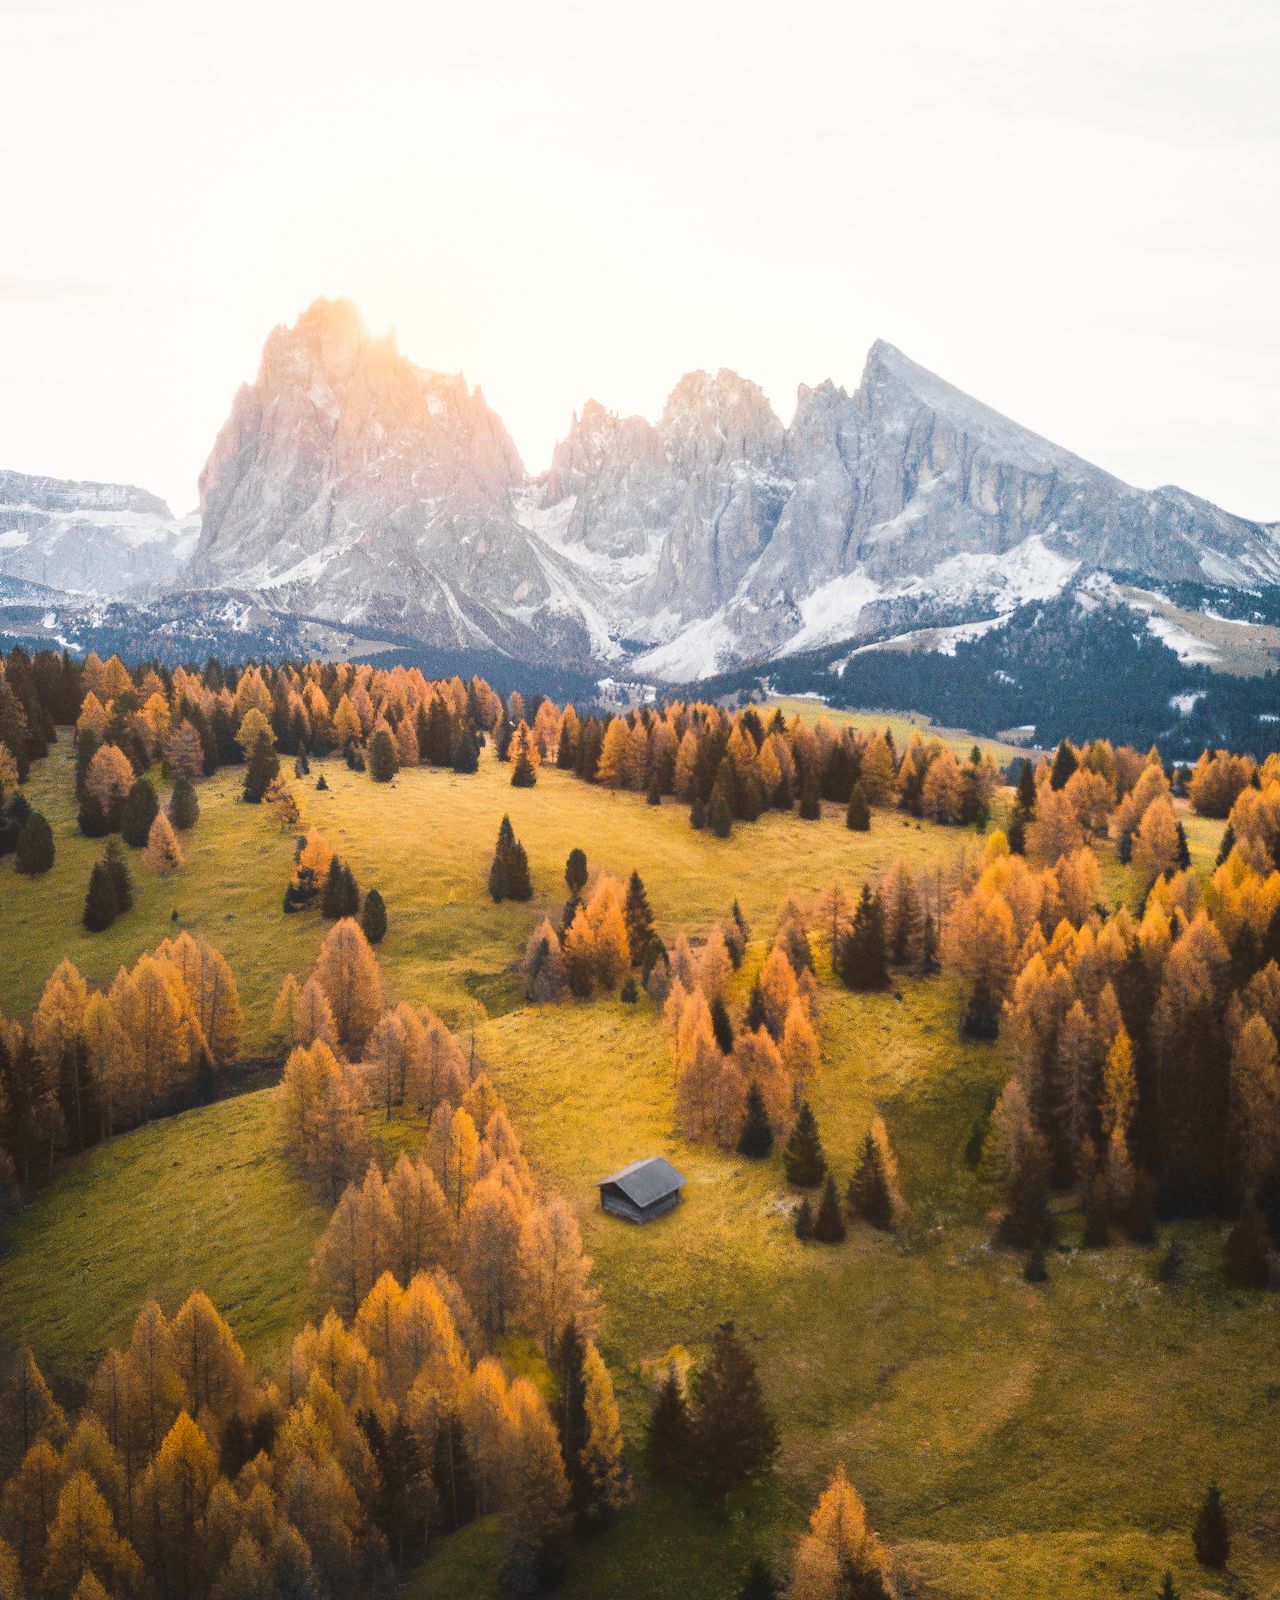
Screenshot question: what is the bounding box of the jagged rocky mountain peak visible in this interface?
[14,300,1276,679]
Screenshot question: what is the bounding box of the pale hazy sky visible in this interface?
[2,0,1277,520]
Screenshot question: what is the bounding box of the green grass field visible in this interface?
[2,731,1268,1600]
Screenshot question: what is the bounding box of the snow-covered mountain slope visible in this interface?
[0,471,197,596]
[174,301,1280,679]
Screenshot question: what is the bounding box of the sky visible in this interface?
[1,0,1277,521]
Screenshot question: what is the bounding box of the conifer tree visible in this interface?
[689,1323,778,1503]
[144,810,183,875]
[581,1340,628,1520]
[789,1465,895,1600]
[168,777,200,831]
[121,777,159,848]
[1050,740,1078,789]
[451,726,480,774]
[82,861,118,932]
[488,816,533,902]
[553,1319,591,1517]
[710,994,735,1054]
[783,1102,826,1188]
[847,1133,894,1230]
[1193,1484,1229,1569]
[798,768,820,821]
[624,871,655,966]
[812,1174,847,1243]
[840,884,889,992]
[565,847,588,898]
[1015,756,1037,816]
[14,810,53,875]
[511,734,537,788]
[321,855,346,918]
[369,727,398,782]
[737,1081,773,1158]
[709,791,733,838]
[242,731,279,803]
[103,838,132,913]
[361,887,387,946]
[647,1365,692,1479]
[845,782,871,831]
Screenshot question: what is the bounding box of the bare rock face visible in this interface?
[619,341,1280,675]
[0,470,196,596]
[190,299,603,663]
[184,302,1280,678]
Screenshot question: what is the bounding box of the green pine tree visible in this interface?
[812,1174,847,1243]
[168,777,200,831]
[565,848,588,896]
[451,727,480,774]
[103,838,133,913]
[710,994,735,1054]
[14,811,54,875]
[361,887,388,945]
[82,860,118,932]
[369,728,398,782]
[243,732,279,803]
[840,884,889,991]
[709,792,733,838]
[736,1081,773,1159]
[624,871,655,966]
[1049,741,1077,790]
[689,1323,779,1503]
[511,743,537,787]
[121,777,159,848]
[783,1102,826,1188]
[647,1365,692,1480]
[321,856,347,919]
[847,1133,894,1229]
[845,782,871,831]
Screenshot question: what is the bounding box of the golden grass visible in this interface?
[0,733,1265,1600]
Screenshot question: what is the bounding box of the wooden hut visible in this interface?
[597,1156,686,1223]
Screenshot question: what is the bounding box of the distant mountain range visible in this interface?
[3,297,1279,752]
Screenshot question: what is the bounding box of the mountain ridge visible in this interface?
[6,298,1279,686]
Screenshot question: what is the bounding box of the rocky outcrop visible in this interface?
[189,299,609,663]
[0,471,196,596]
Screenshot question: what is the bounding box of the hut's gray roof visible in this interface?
[598,1156,686,1207]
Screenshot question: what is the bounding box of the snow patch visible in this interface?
[1143,614,1220,665]
[778,572,882,656]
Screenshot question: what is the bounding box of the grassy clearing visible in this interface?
[0,733,1264,1599]
[0,1090,324,1377]
[760,696,1026,767]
